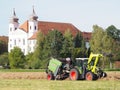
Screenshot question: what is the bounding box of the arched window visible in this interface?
[14,39,16,45]
[10,27,12,31]
[10,44,12,48]
[30,26,31,30]
[23,39,25,45]
[15,27,17,30]
[35,26,36,30]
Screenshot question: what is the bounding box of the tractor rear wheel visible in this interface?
[85,72,94,81]
[69,68,79,80]
[47,72,54,80]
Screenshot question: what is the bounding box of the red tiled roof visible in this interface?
[82,32,92,41]
[19,20,92,41]
[28,32,37,40]
[38,21,80,36]
[19,20,29,32]
[0,36,8,44]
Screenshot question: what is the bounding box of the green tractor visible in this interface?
[46,53,107,80]
[69,53,107,80]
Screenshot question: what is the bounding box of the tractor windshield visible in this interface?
[75,58,88,67]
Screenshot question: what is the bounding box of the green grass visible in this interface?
[0,68,119,72]
[0,79,119,90]
[0,69,45,72]
[105,68,120,71]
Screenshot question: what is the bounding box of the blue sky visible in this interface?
[0,0,120,36]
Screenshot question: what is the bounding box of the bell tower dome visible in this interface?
[28,6,38,38]
[29,6,38,21]
[9,8,19,34]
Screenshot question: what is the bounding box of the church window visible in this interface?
[29,47,31,52]
[29,41,31,44]
[15,27,17,30]
[33,40,35,44]
[35,26,36,30]
[14,39,16,45]
[10,27,12,31]
[19,39,21,42]
[30,26,31,30]
[10,44,12,48]
[23,39,25,45]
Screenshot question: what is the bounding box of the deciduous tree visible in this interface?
[44,30,64,58]
[90,25,105,53]
[0,53,9,68]
[73,32,86,58]
[9,47,25,69]
[31,31,45,69]
[61,29,73,58]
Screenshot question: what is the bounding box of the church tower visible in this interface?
[28,6,38,38]
[9,8,19,35]
[8,8,19,52]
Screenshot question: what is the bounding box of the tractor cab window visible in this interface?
[76,60,82,67]
[75,58,88,67]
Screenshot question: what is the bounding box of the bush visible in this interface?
[0,53,9,68]
[9,47,25,69]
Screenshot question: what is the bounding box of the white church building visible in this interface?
[8,8,91,55]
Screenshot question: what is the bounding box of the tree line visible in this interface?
[0,36,8,68]
[90,25,120,68]
[0,25,120,69]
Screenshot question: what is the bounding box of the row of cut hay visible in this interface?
[0,71,120,80]
[0,72,46,79]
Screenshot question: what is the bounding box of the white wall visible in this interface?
[28,21,38,38]
[8,29,28,55]
[28,39,37,53]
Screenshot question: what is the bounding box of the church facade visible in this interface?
[8,8,91,55]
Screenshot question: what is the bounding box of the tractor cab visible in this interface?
[75,58,88,67]
[75,58,88,74]
[74,58,88,79]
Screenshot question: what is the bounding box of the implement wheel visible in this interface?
[85,72,94,81]
[69,68,79,80]
[47,72,54,80]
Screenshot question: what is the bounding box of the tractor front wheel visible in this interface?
[47,72,54,80]
[85,72,94,81]
[69,68,79,80]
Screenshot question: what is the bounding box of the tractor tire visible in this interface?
[99,71,107,78]
[102,72,107,77]
[69,68,79,80]
[85,72,94,81]
[47,72,54,80]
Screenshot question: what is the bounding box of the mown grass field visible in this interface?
[0,79,119,90]
[0,70,119,90]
